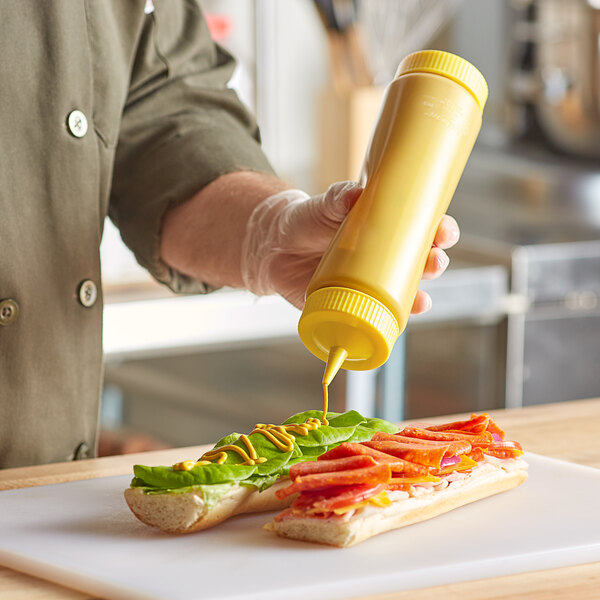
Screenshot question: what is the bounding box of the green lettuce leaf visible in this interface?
[295,445,328,457]
[214,432,242,448]
[197,483,234,510]
[255,451,294,476]
[327,410,367,428]
[130,410,398,494]
[240,473,282,492]
[210,431,302,465]
[283,410,339,425]
[346,417,398,442]
[345,425,381,443]
[133,463,256,489]
[363,417,399,433]
[293,424,359,447]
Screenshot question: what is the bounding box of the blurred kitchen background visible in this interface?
[98,0,600,455]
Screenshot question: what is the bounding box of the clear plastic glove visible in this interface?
[241,181,459,311]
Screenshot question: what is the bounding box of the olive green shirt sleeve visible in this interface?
[109,0,275,294]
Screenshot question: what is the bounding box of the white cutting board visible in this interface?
[1,453,599,600]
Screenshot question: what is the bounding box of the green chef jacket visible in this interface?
[0,0,274,468]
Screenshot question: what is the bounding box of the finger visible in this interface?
[421,247,449,280]
[283,181,362,252]
[411,290,432,314]
[433,215,460,249]
[314,181,363,226]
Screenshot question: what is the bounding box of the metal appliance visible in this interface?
[451,146,600,408]
[507,0,600,158]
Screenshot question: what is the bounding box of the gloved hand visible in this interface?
[241,181,459,311]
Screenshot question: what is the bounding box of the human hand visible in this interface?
[241,182,459,311]
[411,212,460,314]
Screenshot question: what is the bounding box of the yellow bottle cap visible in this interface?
[395,50,488,113]
[298,287,400,382]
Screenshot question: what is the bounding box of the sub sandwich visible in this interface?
[266,413,528,547]
[125,411,527,546]
[125,409,400,533]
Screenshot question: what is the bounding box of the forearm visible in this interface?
[160,170,290,289]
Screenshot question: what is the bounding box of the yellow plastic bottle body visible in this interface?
[299,67,483,374]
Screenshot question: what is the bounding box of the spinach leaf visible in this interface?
[282,410,341,425]
[241,473,282,492]
[293,424,358,447]
[130,410,395,493]
[345,425,381,443]
[255,451,294,476]
[198,483,235,510]
[296,445,327,457]
[327,410,367,428]
[133,463,256,489]
[213,432,241,448]
[363,417,399,433]
[212,430,302,465]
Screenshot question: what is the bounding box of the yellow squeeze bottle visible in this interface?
[299,50,488,392]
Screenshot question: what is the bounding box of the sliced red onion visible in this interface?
[491,433,502,442]
[440,455,461,468]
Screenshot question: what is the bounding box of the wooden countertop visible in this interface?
[1,398,599,599]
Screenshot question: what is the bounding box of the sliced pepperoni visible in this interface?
[317,442,382,461]
[386,482,411,492]
[426,414,489,434]
[362,439,448,469]
[432,454,478,475]
[477,413,506,440]
[309,483,387,513]
[399,426,493,445]
[317,442,427,475]
[371,432,471,457]
[290,486,345,512]
[275,463,391,499]
[468,447,485,462]
[289,455,376,480]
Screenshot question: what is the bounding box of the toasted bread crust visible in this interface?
[125,479,292,534]
[266,465,528,547]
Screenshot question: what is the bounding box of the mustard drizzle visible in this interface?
[196,434,267,467]
[322,382,330,426]
[173,417,326,471]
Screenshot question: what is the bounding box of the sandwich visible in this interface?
[265,413,528,547]
[125,409,400,533]
[125,411,527,547]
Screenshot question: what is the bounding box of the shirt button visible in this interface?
[73,442,90,460]
[78,280,98,308]
[0,298,19,326]
[67,110,88,138]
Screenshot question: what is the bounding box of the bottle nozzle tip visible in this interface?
[322,346,348,386]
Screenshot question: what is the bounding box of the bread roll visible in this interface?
[125,479,293,534]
